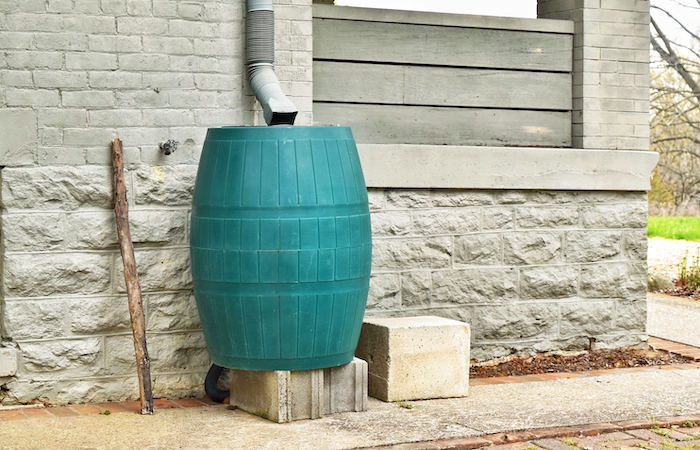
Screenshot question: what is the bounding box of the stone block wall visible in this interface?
[0,0,312,405]
[366,189,648,361]
[0,165,204,404]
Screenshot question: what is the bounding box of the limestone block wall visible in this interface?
[0,0,312,405]
[0,165,203,404]
[366,189,649,361]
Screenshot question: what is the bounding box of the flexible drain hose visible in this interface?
[205,364,230,403]
[247,0,298,125]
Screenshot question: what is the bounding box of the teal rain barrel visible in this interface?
[190,126,372,371]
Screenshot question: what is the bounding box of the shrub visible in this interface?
[678,249,700,292]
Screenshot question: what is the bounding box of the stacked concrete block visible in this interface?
[366,189,648,361]
[228,358,367,423]
[537,0,650,150]
[355,316,470,402]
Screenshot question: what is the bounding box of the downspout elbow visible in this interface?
[249,64,298,126]
[247,0,298,126]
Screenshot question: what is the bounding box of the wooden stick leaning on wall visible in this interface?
[111,138,154,415]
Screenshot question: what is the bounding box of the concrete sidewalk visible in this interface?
[648,292,700,348]
[1,355,699,449]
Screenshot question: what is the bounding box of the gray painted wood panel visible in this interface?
[314,61,572,110]
[314,103,572,147]
[314,18,573,72]
[314,61,404,104]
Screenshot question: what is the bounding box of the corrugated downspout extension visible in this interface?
[247,0,298,126]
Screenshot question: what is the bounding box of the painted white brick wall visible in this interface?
[538,0,650,150]
[0,0,312,166]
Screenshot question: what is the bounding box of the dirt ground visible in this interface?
[470,347,692,378]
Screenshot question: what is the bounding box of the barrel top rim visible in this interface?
[205,125,355,141]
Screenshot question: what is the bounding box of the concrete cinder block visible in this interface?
[228,357,367,423]
[355,316,470,402]
[324,356,368,415]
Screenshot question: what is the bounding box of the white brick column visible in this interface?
[538,0,650,150]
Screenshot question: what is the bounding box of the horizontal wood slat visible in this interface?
[314,103,571,147]
[314,61,572,111]
[314,18,573,72]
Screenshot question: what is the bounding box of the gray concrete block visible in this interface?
[580,262,647,298]
[229,358,368,423]
[371,237,452,271]
[471,303,559,341]
[324,358,368,415]
[516,206,579,228]
[367,273,401,310]
[564,230,622,262]
[2,166,113,210]
[4,253,111,297]
[355,316,470,402]
[503,231,563,265]
[20,338,103,377]
[431,268,518,304]
[3,300,65,340]
[454,234,503,266]
[519,265,579,300]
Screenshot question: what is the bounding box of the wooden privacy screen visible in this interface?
[313,7,574,148]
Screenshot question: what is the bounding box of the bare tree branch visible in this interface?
[650,15,700,102]
[649,1,700,209]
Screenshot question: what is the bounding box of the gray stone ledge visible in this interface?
[313,4,574,34]
[358,144,659,192]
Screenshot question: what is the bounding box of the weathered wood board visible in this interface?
[312,8,574,148]
[314,103,571,147]
[314,61,572,111]
[314,18,573,72]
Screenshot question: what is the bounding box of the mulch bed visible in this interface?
[470,346,694,378]
[660,286,700,299]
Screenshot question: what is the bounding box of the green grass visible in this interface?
[648,216,700,241]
